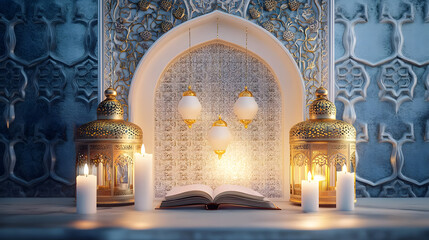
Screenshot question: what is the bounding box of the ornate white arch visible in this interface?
[129,10,305,200]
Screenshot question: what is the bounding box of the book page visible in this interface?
[165,184,214,201]
[213,185,264,200]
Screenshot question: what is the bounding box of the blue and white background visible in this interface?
[0,0,428,197]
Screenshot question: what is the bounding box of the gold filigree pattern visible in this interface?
[312,154,327,166]
[329,153,346,168]
[77,120,143,140]
[103,0,330,120]
[309,98,336,117]
[91,153,111,165]
[114,154,133,167]
[77,153,88,166]
[97,100,124,118]
[293,153,309,167]
[290,120,356,141]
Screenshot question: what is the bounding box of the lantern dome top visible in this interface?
[97,87,124,120]
[309,86,336,120]
[212,115,228,127]
[238,86,254,97]
[290,87,355,142]
[182,85,197,96]
[76,87,143,141]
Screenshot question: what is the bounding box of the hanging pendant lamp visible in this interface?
[234,86,258,128]
[208,115,232,159]
[178,28,201,128]
[234,27,258,128]
[178,85,202,128]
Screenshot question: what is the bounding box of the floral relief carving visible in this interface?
[373,123,415,187]
[378,59,417,113]
[335,59,369,124]
[9,126,50,187]
[0,60,28,127]
[379,179,416,197]
[73,59,98,105]
[103,0,330,119]
[356,183,370,198]
[34,60,66,105]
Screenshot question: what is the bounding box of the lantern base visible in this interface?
[96,195,135,206]
[239,119,252,129]
[183,119,196,128]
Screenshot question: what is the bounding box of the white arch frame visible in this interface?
[128,10,305,200]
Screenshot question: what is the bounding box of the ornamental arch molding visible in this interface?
[128,11,305,200]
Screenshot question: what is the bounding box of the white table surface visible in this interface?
[1,198,429,240]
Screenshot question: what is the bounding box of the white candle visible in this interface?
[301,171,319,213]
[134,144,154,211]
[336,165,355,211]
[76,164,97,214]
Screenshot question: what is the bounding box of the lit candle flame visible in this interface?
[141,144,145,155]
[342,165,347,173]
[84,163,89,177]
[308,171,312,181]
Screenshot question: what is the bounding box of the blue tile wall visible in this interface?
[1,0,428,198]
[0,0,98,197]
[335,0,429,197]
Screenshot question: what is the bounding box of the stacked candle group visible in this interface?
[301,165,355,213]
[76,144,154,214]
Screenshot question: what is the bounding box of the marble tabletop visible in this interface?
[1,198,429,240]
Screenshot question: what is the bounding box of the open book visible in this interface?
[159,184,279,210]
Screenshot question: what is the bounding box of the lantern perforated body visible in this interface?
[289,87,356,205]
[75,87,143,206]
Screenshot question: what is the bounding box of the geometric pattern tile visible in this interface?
[335,0,429,197]
[0,0,98,197]
[155,43,283,198]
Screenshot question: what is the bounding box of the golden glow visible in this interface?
[212,146,251,183]
[342,164,347,173]
[314,175,326,181]
[141,144,145,155]
[84,163,89,176]
[71,220,100,230]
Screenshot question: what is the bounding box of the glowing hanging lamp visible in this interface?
[178,85,202,128]
[234,27,258,128]
[234,86,258,128]
[178,28,201,128]
[208,115,232,159]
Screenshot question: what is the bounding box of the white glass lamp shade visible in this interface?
[208,116,232,159]
[178,86,202,128]
[233,87,258,128]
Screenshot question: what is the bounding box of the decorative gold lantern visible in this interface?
[208,115,232,159]
[289,87,356,205]
[233,86,258,128]
[75,87,143,206]
[178,85,202,128]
